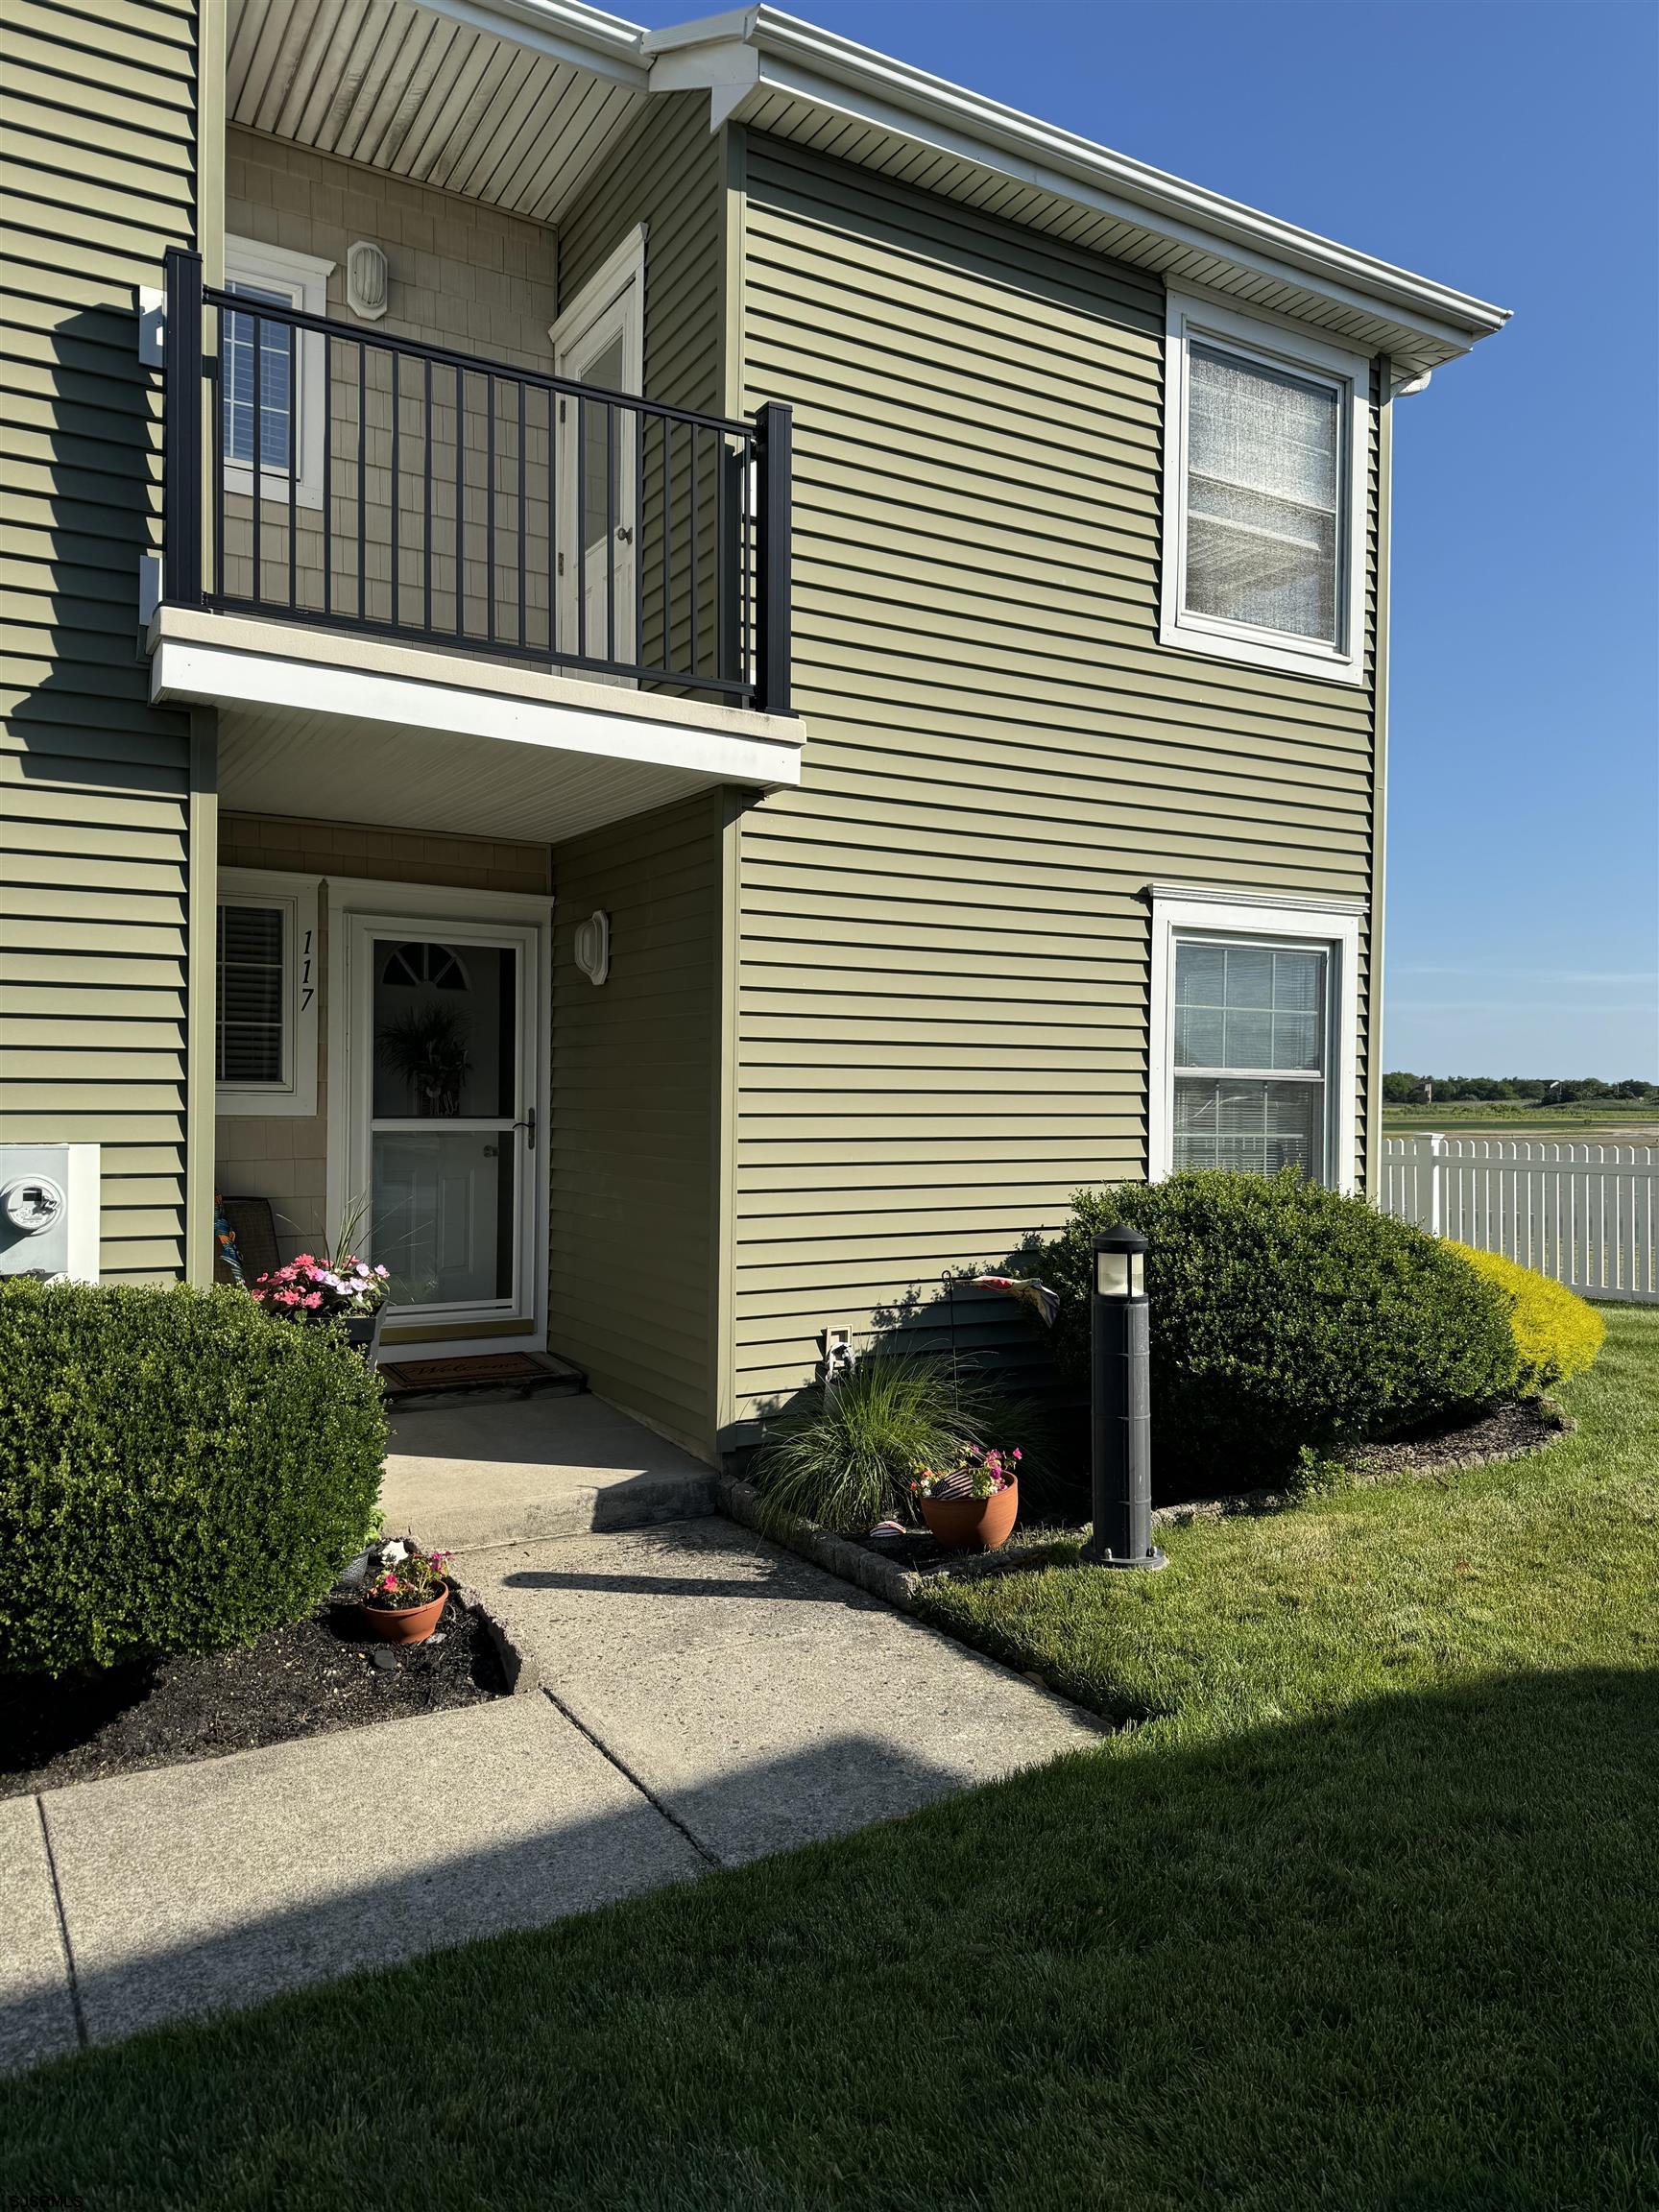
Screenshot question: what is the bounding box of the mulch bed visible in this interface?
[2,1586,508,1800]
[848,1397,1571,1573]
[1348,1395,1569,1481]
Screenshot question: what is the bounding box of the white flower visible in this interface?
[380,1539,409,1566]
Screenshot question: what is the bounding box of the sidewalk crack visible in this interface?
[538,1688,722,1870]
[36,1796,88,2050]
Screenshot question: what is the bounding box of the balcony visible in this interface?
[152,249,801,840]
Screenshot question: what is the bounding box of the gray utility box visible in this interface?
[0,1144,100,1283]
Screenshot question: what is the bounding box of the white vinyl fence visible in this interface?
[1380,1136,1659,1303]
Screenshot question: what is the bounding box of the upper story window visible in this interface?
[1160,291,1370,686]
[221,238,334,509]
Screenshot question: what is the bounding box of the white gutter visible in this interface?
[646,5,1509,357]
[397,0,652,89]
[408,0,1508,359]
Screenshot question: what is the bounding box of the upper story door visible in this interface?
[551,231,643,682]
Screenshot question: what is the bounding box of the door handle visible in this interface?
[616,525,634,544]
[514,1106,538,1151]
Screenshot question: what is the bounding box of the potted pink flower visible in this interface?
[250,1200,391,1358]
[362,1539,452,1645]
[909,1445,1022,1552]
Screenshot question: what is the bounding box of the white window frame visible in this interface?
[1160,287,1370,686]
[1147,884,1363,1193]
[216,868,320,1117]
[222,236,335,511]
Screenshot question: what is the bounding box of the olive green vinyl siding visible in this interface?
[559,92,724,687]
[0,0,202,1280]
[729,135,1381,1426]
[548,794,721,1460]
[560,92,722,417]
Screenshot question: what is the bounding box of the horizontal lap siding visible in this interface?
[0,0,200,1280]
[732,136,1378,1424]
[548,795,721,1459]
[559,95,723,685]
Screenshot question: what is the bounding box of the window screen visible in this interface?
[1171,938,1329,1179]
[1184,343,1341,643]
[223,281,294,470]
[217,903,286,1085]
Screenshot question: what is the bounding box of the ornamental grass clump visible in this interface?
[1450,1244,1605,1394]
[1037,1170,1519,1486]
[0,1279,385,1676]
[752,1353,1019,1534]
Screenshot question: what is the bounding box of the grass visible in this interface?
[1382,1100,1659,1141]
[2,1311,1656,2211]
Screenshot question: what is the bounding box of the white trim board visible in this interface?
[550,223,646,359]
[1147,889,1362,1194]
[151,634,803,790]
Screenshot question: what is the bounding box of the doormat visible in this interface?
[378,1351,589,1403]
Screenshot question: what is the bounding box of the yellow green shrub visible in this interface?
[1450,1245,1605,1395]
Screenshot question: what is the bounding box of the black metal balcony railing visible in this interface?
[159,246,791,713]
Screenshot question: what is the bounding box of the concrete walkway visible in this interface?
[380,1391,717,1551]
[2,1521,1104,2074]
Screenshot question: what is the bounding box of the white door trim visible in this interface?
[550,227,645,674]
[324,878,553,1354]
[549,224,646,363]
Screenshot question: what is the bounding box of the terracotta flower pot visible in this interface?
[363,1584,449,1645]
[919,1480,1019,1553]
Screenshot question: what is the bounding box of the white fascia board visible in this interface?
[403,0,652,88]
[647,7,1507,361]
[151,639,804,791]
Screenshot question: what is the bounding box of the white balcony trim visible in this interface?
[147,607,804,792]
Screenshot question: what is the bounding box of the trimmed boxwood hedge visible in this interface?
[1037,1171,1519,1484]
[0,1279,386,1675]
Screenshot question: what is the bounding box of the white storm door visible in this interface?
[554,276,641,678]
[347,915,540,1327]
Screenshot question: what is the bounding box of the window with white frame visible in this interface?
[1148,888,1361,1191]
[1160,291,1369,685]
[222,238,334,508]
[216,871,320,1117]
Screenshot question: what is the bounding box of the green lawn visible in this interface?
[1382,1101,1659,1142]
[4,1311,1656,2212]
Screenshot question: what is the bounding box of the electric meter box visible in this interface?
[0,1143,100,1283]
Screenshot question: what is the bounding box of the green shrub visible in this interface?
[1450,1245,1605,1394]
[0,1280,386,1675]
[753,1353,1021,1534]
[1036,1172,1518,1484]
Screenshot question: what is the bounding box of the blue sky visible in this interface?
[633,0,1659,1077]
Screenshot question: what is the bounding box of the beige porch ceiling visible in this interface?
[215,701,716,840]
[150,608,804,841]
[226,0,649,223]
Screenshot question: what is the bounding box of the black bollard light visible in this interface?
[1084,1225,1167,1570]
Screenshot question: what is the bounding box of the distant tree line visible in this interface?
[1382,1073,1659,1105]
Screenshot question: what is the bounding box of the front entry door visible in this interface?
[346,915,540,1329]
